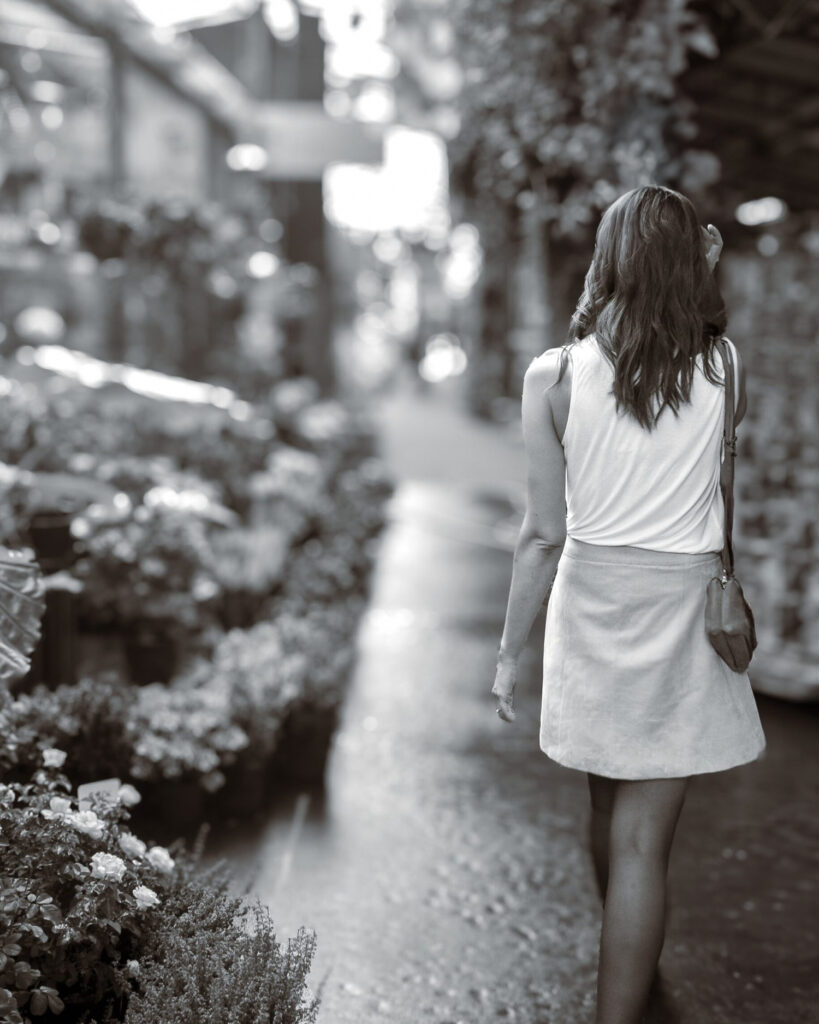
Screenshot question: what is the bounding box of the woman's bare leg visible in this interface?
[587,773,616,903]
[595,776,689,1024]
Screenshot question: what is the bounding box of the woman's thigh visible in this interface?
[608,777,690,861]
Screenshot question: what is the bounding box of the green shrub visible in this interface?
[125,888,320,1024]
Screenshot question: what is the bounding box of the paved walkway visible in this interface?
[209,373,818,1024]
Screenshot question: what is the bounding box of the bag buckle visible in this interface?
[717,568,732,588]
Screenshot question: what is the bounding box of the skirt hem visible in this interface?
[538,740,767,781]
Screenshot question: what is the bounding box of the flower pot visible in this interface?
[124,631,176,685]
[26,510,76,572]
[20,587,78,693]
[135,778,206,834]
[162,778,206,828]
[268,704,339,787]
[215,759,267,818]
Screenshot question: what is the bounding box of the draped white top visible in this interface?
[562,334,740,554]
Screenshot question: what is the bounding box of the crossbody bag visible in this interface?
[704,337,758,673]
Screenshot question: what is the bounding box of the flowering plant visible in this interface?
[68,452,227,510]
[247,445,327,540]
[208,525,290,599]
[202,622,306,762]
[0,753,320,1023]
[0,675,135,785]
[0,758,174,1023]
[268,602,362,712]
[128,679,249,790]
[71,501,221,634]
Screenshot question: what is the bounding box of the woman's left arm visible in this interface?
[491,350,567,722]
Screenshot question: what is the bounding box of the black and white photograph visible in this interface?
[0,2,817,1023]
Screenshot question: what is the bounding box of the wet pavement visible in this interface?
[207,377,819,1024]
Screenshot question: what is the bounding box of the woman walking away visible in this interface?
[491,185,766,1024]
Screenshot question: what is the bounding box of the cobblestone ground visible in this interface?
[209,478,818,1024]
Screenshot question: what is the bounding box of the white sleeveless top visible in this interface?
[562,335,739,554]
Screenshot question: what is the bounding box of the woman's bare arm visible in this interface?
[492,349,567,720]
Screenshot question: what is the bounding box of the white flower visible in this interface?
[66,810,105,840]
[125,960,140,979]
[41,794,73,821]
[118,832,147,859]
[146,846,175,874]
[133,885,160,910]
[42,748,67,769]
[90,852,127,883]
[117,784,142,807]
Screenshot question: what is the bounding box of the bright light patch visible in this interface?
[13,307,65,342]
[246,251,280,278]
[35,222,61,246]
[327,40,399,80]
[735,197,787,227]
[263,0,299,42]
[324,126,449,237]
[419,334,467,383]
[40,105,64,130]
[353,81,395,123]
[29,81,64,104]
[24,344,240,410]
[128,0,255,28]
[226,143,268,172]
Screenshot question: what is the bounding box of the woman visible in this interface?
[491,185,766,1024]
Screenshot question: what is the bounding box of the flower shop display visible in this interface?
[75,197,310,396]
[720,251,819,699]
[127,677,250,817]
[208,525,291,629]
[0,676,133,787]
[66,454,228,516]
[69,499,222,681]
[0,372,275,512]
[0,752,319,1024]
[247,445,326,539]
[0,344,394,831]
[2,598,371,815]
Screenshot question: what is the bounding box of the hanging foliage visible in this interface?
[447,0,721,240]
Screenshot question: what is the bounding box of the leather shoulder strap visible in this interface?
[716,337,736,576]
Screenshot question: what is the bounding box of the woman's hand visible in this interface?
[702,223,723,272]
[491,653,518,723]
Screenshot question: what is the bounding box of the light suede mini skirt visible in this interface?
[540,536,767,780]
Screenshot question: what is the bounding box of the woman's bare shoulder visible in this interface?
[524,347,570,391]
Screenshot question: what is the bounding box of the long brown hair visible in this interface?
[552,185,727,431]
